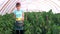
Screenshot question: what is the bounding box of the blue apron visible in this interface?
[14,21,24,30]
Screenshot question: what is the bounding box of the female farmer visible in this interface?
[13,2,24,34]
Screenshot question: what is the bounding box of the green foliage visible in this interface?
[0,10,60,34]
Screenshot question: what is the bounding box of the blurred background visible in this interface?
[0,0,60,34]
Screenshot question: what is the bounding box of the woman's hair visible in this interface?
[16,2,21,7]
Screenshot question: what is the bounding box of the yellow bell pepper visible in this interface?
[16,18,22,21]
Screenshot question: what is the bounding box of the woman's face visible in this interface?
[16,6,20,11]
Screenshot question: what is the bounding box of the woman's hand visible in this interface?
[22,17,24,21]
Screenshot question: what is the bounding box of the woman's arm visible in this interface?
[22,12,24,21]
[13,14,16,18]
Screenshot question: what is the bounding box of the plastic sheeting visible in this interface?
[0,0,60,13]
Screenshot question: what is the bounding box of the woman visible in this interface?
[13,2,24,34]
